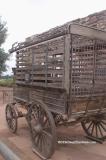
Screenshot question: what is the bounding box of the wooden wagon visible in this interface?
[6,23,106,159]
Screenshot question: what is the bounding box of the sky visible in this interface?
[0,0,106,75]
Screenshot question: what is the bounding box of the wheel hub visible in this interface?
[34,124,43,133]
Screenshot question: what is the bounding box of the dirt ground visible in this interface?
[0,89,106,160]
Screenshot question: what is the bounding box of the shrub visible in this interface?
[0,78,13,87]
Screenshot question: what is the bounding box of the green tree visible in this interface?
[0,17,8,76]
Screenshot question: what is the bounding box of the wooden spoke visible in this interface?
[101,120,106,125]
[99,123,106,132]
[95,124,98,137]
[87,122,93,130]
[98,124,104,137]
[91,123,95,135]
[81,117,106,140]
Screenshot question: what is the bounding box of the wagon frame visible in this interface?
[6,23,106,159]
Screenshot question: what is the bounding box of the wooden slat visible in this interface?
[16,81,63,88]
[16,47,64,58]
[16,75,63,81]
[16,69,63,75]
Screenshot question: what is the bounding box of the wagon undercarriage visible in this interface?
[6,23,106,159]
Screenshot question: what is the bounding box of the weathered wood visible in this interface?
[9,20,106,117]
[16,69,63,75]
[16,75,62,81]
[64,34,71,94]
[15,81,63,89]
[9,24,106,54]
[71,24,106,41]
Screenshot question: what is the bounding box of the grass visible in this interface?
[0,78,14,87]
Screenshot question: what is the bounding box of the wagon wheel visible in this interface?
[5,103,18,133]
[28,100,56,159]
[81,115,106,140]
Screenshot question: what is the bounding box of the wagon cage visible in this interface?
[6,23,106,159]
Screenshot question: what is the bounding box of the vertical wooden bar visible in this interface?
[93,39,96,86]
[45,45,48,87]
[64,34,71,94]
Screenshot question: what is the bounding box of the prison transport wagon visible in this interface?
[6,23,106,159]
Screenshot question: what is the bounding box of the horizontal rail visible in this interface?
[72,108,106,117]
[70,24,106,41]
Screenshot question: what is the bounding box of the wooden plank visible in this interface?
[31,77,62,81]
[16,75,63,81]
[16,69,63,75]
[33,59,63,64]
[16,63,64,68]
[16,80,63,88]
[16,71,63,76]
